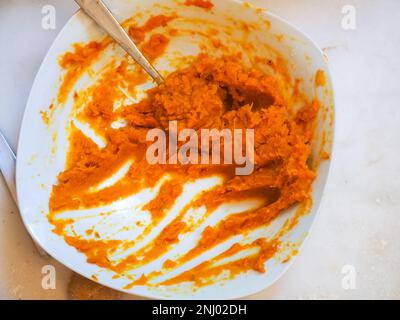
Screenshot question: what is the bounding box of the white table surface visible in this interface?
[1,0,399,300]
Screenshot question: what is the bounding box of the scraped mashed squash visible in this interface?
[47,13,321,289]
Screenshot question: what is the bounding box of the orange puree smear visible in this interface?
[141,34,170,61]
[161,239,278,286]
[315,69,326,87]
[128,15,176,43]
[58,40,109,104]
[184,0,214,11]
[49,15,320,288]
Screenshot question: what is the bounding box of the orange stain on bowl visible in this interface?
[184,0,214,11]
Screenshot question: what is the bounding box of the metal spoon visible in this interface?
[74,0,164,85]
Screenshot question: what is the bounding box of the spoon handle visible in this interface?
[75,0,164,85]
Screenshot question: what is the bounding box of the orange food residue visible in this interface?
[57,40,109,104]
[184,0,214,11]
[141,33,170,61]
[315,69,326,87]
[128,15,176,43]
[161,239,278,286]
[40,110,50,126]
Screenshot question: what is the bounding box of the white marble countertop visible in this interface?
[0,0,399,300]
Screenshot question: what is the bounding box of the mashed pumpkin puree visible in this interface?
[47,13,322,289]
